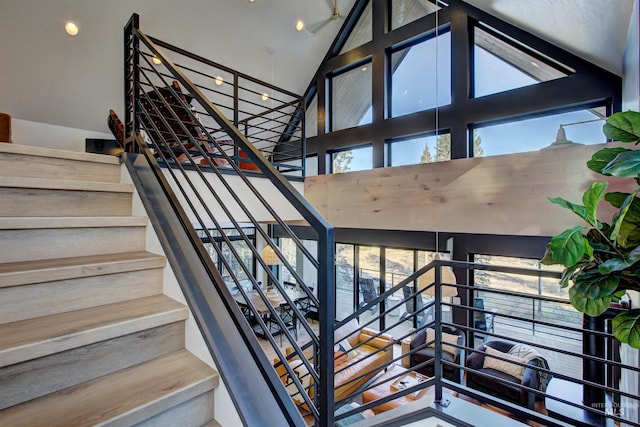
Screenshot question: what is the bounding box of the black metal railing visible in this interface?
[330,259,639,427]
[123,13,334,427]
[122,14,638,427]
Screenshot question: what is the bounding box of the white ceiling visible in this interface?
[0,0,634,135]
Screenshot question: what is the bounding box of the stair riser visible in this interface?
[0,188,132,217]
[135,391,215,427]
[0,322,185,410]
[0,152,121,183]
[0,268,163,323]
[0,227,146,263]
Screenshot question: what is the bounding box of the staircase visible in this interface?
[0,143,221,426]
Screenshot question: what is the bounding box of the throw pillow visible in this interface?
[482,346,526,379]
[338,339,358,358]
[334,318,360,349]
[334,351,348,364]
[425,328,460,355]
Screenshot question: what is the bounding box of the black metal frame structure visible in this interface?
[303,0,621,173]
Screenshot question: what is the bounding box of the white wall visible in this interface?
[12,118,113,152]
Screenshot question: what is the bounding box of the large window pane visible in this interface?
[336,244,355,320]
[474,26,569,98]
[331,145,373,173]
[331,62,372,131]
[391,0,441,30]
[473,254,581,380]
[340,1,372,54]
[473,107,607,157]
[391,30,451,118]
[358,246,381,329]
[388,132,450,166]
[306,94,318,139]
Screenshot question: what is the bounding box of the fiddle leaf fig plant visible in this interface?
[541,111,640,349]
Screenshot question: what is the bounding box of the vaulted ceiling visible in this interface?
[0,0,634,135]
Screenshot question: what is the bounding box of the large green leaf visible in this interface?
[548,197,589,225]
[612,309,640,349]
[603,111,640,143]
[610,189,640,242]
[547,226,590,267]
[601,150,640,178]
[570,271,620,316]
[587,147,629,175]
[606,192,640,248]
[582,182,608,226]
[599,246,640,273]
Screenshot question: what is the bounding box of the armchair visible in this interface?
[409,326,465,382]
[465,340,551,410]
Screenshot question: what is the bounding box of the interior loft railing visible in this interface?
[124,21,305,178]
[123,13,333,427]
[329,259,639,427]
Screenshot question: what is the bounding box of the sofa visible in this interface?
[409,325,465,382]
[274,319,394,405]
[465,340,551,410]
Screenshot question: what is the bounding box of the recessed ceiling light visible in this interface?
[152,56,162,65]
[361,66,368,72]
[65,22,79,36]
[530,61,540,68]
[214,76,224,86]
[296,20,304,31]
[261,93,269,101]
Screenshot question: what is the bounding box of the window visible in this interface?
[306,155,318,176]
[331,61,373,131]
[336,243,355,320]
[391,0,441,30]
[340,1,372,54]
[473,25,570,98]
[331,145,373,173]
[390,30,451,118]
[472,107,607,157]
[197,227,256,287]
[306,94,318,139]
[473,254,581,379]
[387,132,450,166]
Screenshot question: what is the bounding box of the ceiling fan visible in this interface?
[306,0,344,34]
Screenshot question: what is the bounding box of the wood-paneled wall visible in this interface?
[304,143,632,237]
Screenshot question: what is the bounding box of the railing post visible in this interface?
[318,228,335,427]
[123,13,140,147]
[434,263,443,403]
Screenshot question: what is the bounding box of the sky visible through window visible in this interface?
[339,38,605,172]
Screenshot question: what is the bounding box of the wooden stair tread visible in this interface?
[0,216,148,229]
[0,350,219,427]
[0,295,188,368]
[0,251,166,288]
[0,176,133,193]
[0,142,120,165]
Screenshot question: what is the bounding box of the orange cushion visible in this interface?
[238,149,261,171]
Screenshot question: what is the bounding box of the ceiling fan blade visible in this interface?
[307,18,333,34]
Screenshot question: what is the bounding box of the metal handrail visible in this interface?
[124,13,335,426]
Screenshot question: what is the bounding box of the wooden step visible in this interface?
[0,217,148,263]
[0,142,121,183]
[0,176,133,217]
[136,391,216,427]
[0,252,165,289]
[0,350,219,427]
[0,322,185,410]
[0,266,164,324]
[0,294,188,368]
